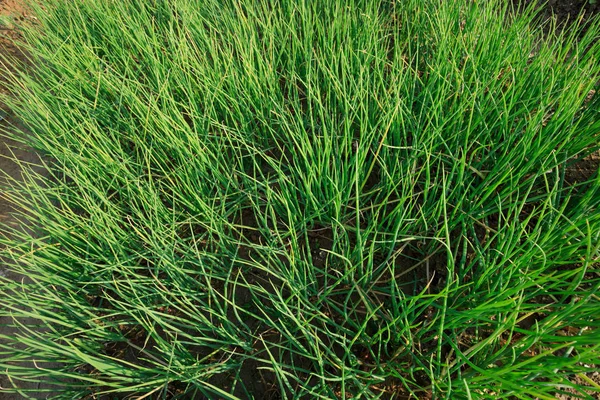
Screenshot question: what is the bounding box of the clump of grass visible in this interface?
[1,0,600,398]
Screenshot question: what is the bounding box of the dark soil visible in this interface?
[533,0,600,22]
[509,0,598,25]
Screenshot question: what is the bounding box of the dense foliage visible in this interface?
[1,0,600,398]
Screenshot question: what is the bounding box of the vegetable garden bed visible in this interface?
[1,0,600,398]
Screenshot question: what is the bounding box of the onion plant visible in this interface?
[1,0,599,398]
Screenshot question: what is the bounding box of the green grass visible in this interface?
[1,0,600,398]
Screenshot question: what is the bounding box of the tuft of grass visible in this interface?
[1,0,600,398]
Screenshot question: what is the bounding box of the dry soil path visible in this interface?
[1,0,57,398]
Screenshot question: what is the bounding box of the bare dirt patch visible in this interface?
[0,0,36,223]
[1,1,56,398]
